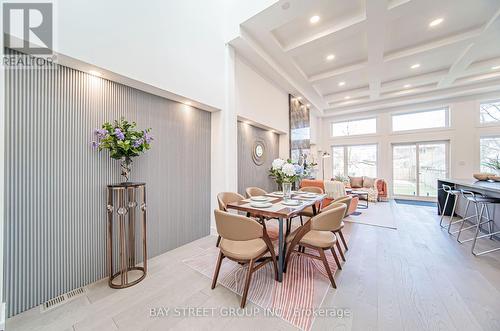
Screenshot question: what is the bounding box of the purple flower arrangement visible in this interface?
[91,117,153,181]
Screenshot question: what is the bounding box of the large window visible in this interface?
[332,144,377,178]
[480,136,500,173]
[480,100,500,124]
[392,108,449,132]
[331,117,376,137]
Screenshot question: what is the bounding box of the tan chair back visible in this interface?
[214,209,263,241]
[299,186,324,194]
[245,187,267,198]
[217,192,245,211]
[332,196,352,217]
[310,203,346,231]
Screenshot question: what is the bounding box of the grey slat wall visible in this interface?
[3,50,211,316]
[237,122,279,195]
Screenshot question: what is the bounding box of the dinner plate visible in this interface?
[250,202,273,208]
[250,196,269,202]
[303,193,317,198]
[282,199,302,206]
[272,191,284,196]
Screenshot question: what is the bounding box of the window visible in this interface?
[480,136,500,173]
[392,108,449,132]
[480,101,500,124]
[332,144,377,178]
[331,117,376,137]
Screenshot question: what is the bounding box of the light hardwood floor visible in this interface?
[6,201,500,331]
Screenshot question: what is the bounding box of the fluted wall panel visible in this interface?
[3,50,211,316]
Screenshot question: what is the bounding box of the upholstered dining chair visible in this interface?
[212,209,278,308]
[216,192,246,247]
[327,196,351,254]
[245,186,268,198]
[298,186,325,225]
[317,196,352,263]
[284,203,347,288]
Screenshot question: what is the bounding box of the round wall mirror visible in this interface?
[252,140,266,165]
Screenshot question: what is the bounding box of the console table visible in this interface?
[106,182,147,289]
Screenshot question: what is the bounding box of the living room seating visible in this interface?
[347,176,388,202]
[300,179,359,213]
[284,203,347,288]
[212,209,278,308]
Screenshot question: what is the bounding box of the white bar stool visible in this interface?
[439,184,461,230]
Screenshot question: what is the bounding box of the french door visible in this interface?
[392,141,449,199]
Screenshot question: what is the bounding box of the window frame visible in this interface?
[390,107,450,133]
[330,117,378,138]
[478,99,500,127]
[331,143,379,178]
[479,135,500,173]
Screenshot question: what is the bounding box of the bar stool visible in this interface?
[457,190,500,256]
[439,184,461,229]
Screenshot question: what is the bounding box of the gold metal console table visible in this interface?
[106,182,147,289]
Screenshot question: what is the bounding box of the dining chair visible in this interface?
[327,196,351,255]
[284,203,346,288]
[216,192,246,247]
[212,209,278,308]
[245,187,267,198]
[298,186,325,225]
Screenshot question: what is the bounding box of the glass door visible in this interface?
[392,141,448,198]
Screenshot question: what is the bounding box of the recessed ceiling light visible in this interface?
[429,18,444,27]
[410,63,420,69]
[492,65,500,70]
[309,15,320,24]
[89,70,101,76]
[338,81,346,87]
[326,54,335,61]
[404,84,412,88]
[306,103,311,107]
[297,96,302,100]
[344,96,351,100]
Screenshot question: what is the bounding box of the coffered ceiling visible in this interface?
[229,0,500,116]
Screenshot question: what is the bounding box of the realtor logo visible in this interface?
[3,2,53,54]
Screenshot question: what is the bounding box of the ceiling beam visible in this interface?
[438,7,500,88]
[365,0,387,99]
[309,61,367,83]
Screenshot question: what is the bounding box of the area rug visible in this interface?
[345,202,397,229]
[182,228,340,331]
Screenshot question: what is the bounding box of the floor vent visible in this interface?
[40,287,86,312]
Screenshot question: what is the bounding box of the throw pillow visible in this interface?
[349,176,363,188]
[363,176,375,188]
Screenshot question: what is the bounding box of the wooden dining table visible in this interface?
[226,192,326,282]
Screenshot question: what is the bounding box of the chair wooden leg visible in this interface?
[339,230,348,251]
[216,235,221,247]
[241,259,255,308]
[330,247,342,270]
[335,239,346,262]
[211,251,224,289]
[300,215,304,226]
[318,248,336,289]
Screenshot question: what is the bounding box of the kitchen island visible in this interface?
[437,178,500,233]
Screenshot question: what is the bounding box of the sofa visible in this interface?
[345,176,388,202]
[300,179,359,215]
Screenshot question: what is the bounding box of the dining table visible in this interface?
[226,191,327,282]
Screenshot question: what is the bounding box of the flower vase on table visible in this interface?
[269,158,305,201]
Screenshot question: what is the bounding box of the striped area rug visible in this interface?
[183,226,341,330]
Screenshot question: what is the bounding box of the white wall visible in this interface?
[319,92,500,198]
[235,54,290,158]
